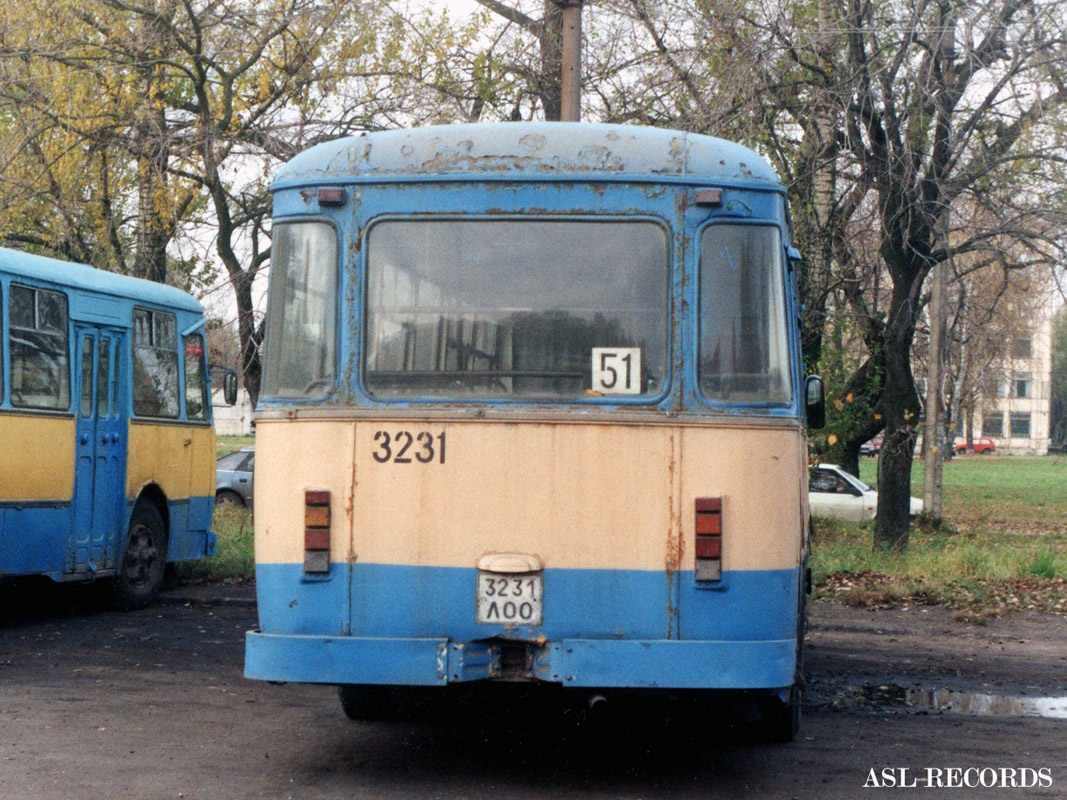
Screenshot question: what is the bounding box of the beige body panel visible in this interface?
[254,418,805,572]
[126,422,215,499]
[0,413,75,502]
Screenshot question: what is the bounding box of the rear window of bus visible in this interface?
[363,218,668,401]
[698,224,792,405]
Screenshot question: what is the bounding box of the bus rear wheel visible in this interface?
[112,500,167,610]
[760,684,801,743]
[338,684,440,721]
[338,684,396,721]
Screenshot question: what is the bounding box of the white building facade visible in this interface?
[211,388,255,436]
[972,297,1055,455]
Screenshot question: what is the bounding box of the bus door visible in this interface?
[71,325,127,575]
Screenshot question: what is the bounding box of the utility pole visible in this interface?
[558,0,583,122]
[922,3,956,521]
[922,254,946,519]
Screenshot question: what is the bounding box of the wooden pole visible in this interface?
[559,1,582,122]
[922,255,946,519]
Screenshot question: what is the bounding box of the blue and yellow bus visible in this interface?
[0,247,231,607]
[244,123,825,740]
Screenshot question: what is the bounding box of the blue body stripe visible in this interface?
[0,495,217,579]
[247,564,800,689]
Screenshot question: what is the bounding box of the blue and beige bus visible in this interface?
[245,123,824,740]
[0,247,232,607]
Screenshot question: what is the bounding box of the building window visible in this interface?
[981,412,1004,438]
[1013,372,1031,399]
[1010,412,1031,437]
[1012,338,1032,359]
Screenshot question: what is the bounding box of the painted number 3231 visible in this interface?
[371,431,446,464]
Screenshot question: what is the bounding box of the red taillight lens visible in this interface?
[694,497,723,582]
[304,490,330,574]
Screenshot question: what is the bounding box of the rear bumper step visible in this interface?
[244,631,796,689]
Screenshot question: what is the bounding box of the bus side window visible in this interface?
[132,308,179,418]
[9,284,71,410]
[184,333,207,420]
[80,337,95,417]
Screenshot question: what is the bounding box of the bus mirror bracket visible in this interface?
[805,375,825,430]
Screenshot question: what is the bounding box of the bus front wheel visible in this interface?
[112,500,167,610]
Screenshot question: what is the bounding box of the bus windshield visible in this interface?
[364,218,668,400]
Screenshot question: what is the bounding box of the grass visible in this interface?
[216,434,254,459]
[178,506,254,584]
[816,455,1067,618]
[176,435,256,584]
[857,455,1067,532]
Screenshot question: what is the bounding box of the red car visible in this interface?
[955,437,996,454]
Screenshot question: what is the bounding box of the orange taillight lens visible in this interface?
[304,490,330,574]
[694,497,723,582]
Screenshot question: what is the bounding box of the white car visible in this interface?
[809,464,924,522]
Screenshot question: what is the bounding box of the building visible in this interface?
[971,293,1056,455]
[211,388,254,436]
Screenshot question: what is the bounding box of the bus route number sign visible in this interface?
[591,348,641,394]
[476,573,543,625]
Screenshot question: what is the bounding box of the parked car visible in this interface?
[860,435,883,457]
[809,464,923,522]
[955,437,996,455]
[216,447,254,507]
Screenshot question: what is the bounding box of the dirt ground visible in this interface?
[1,581,1065,800]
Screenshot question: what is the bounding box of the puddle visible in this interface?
[904,688,1067,719]
[833,684,1067,719]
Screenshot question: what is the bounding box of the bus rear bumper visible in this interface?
[244,632,796,690]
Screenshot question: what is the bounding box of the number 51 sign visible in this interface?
[591,348,642,394]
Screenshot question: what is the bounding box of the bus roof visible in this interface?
[0,246,204,313]
[272,122,783,190]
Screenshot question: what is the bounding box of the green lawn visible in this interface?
[216,434,254,459]
[816,455,1067,618]
[857,455,1067,533]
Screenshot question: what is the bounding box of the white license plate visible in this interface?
[476,573,543,625]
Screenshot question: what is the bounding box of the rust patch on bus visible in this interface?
[664,429,682,639]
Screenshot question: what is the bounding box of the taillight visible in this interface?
[694,497,723,582]
[304,490,330,574]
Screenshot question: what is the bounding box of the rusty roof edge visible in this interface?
[271,123,783,191]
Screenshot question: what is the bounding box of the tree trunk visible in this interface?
[839,446,861,478]
[538,1,564,120]
[875,418,918,549]
[874,288,923,549]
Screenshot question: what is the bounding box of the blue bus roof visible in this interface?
[0,246,204,313]
[272,122,783,190]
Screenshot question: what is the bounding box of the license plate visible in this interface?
[476,573,543,625]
